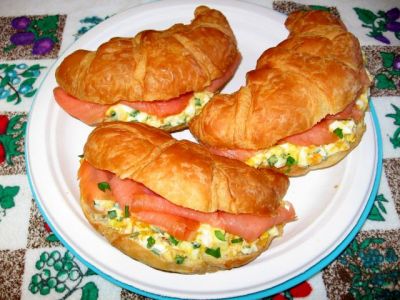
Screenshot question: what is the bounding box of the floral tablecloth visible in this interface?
[0,0,399,299]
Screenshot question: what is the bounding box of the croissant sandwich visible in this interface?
[189,10,371,176]
[79,122,295,274]
[54,6,241,131]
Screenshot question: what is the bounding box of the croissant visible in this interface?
[54,6,241,131]
[189,10,371,176]
[80,122,295,273]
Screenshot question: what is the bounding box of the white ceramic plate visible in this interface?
[26,1,382,299]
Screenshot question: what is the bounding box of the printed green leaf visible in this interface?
[351,240,359,253]
[4,64,16,73]
[2,186,20,197]
[81,282,99,300]
[0,75,9,88]
[348,263,360,274]
[309,5,330,12]
[24,89,37,98]
[390,128,400,148]
[375,73,396,89]
[368,204,385,221]
[6,93,18,103]
[28,64,45,71]
[21,71,36,78]
[0,196,15,209]
[360,238,373,249]
[45,234,59,242]
[380,52,395,68]
[377,200,387,214]
[0,64,7,69]
[371,237,385,244]
[376,194,389,203]
[20,78,36,89]
[6,115,26,136]
[354,8,378,25]
[386,104,400,126]
[3,44,16,53]
[84,268,97,276]
[388,69,400,76]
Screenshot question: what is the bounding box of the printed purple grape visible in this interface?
[11,16,31,30]
[32,38,54,55]
[386,21,400,32]
[10,31,35,46]
[393,56,400,71]
[386,8,400,21]
[373,34,390,44]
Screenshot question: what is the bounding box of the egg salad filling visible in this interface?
[104,91,213,130]
[246,92,369,170]
[92,199,280,266]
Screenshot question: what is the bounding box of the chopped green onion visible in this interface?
[129,110,139,118]
[214,230,226,241]
[333,128,344,139]
[231,238,243,244]
[147,236,155,248]
[194,98,202,106]
[267,155,278,166]
[110,110,116,118]
[107,210,117,219]
[286,156,296,166]
[151,249,160,256]
[78,154,84,158]
[98,182,111,192]
[130,232,139,238]
[168,236,179,246]
[192,242,201,249]
[124,205,130,218]
[175,255,186,265]
[205,247,221,258]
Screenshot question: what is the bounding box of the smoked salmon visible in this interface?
[54,55,241,126]
[79,161,295,242]
[209,100,365,160]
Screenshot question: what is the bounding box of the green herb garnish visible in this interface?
[129,110,140,118]
[214,230,226,241]
[192,242,201,249]
[130,232,139,238]
[98,182,111,192]
[231,238,243,244]
[286,156,296,166]
[333,128,344,139]
[175,255,186,265]
[205,247,221,258]
[108,210,117,219]
[147,236,155,248]
[168,235,179,246]
[194,97,202,106]
[267,155,278,166]
[151,249,160,256]
[78,154,84,158]
[124,205,130,218]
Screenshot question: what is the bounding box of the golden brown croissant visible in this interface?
[80,122,295,273]
[189,10,371,176]
[54,6,241,131]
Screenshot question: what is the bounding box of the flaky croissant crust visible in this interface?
[189,10,371,150]
[83,122,289,215]
[55,6,239,104]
